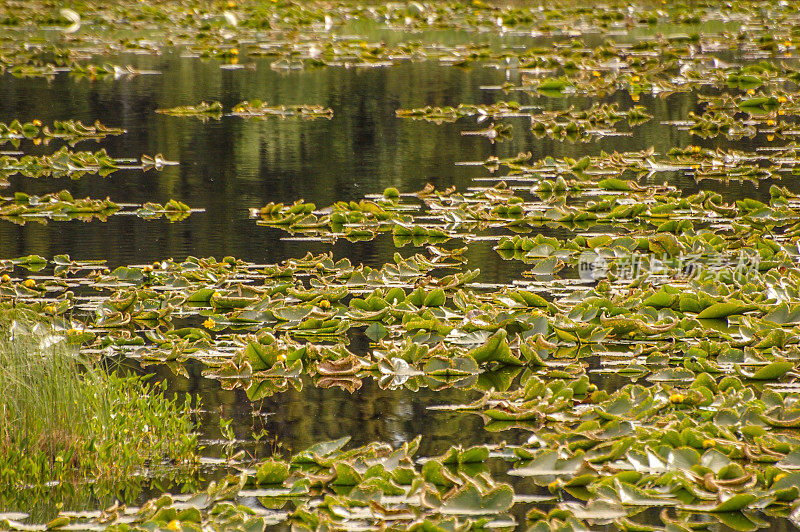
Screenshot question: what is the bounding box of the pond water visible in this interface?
[1,47,775,267]
[0,47,782,451]
[3,12,800,530]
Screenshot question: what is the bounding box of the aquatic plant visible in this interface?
[0,191,196,224]
[231,100,333,119]
[0,119,125,147]
[158,101,334,120]
[4,0,800,529]
[156,101,224,120]
[0,305,198,509]
[0,146,176,181]
[398,102,652,142]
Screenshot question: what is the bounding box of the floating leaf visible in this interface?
[467,329,523,366]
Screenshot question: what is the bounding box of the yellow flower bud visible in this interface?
[669,393,685,404]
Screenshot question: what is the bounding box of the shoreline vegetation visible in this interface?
[0,305,199,518]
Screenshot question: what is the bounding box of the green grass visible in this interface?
[0,305,199,509]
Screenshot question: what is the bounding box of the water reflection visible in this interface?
[0,51,783,454]
[2,45,796,527]
[0,54,778,268]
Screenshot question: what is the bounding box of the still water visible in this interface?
[0,40,791,524]
[1,50,771,267]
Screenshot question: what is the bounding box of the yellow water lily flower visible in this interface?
[203,318,216,329]
[669,393,684,404]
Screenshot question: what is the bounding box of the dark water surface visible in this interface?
[0,49,778,434]
[0,50,774,268]
[1,39,795,529]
